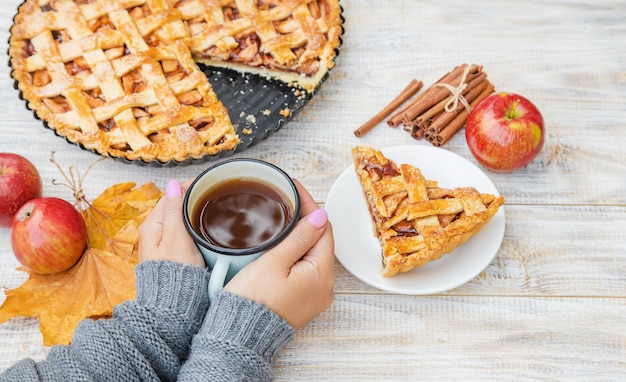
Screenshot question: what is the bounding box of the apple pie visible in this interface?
[352,146,504,277]
[9,0,343,163]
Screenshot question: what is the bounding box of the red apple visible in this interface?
[11,197,87,274]
[465,92,545,172]
[0,153,43,227]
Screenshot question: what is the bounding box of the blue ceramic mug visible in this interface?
[183,159,300,301]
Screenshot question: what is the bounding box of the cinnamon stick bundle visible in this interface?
[388,63,495,146]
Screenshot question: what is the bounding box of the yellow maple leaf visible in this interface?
[0,248,136,346]
[84,182,162,250]
[0,178,163,346]
[104,207,154,263]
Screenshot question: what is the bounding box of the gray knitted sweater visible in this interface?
[0,261,295,381]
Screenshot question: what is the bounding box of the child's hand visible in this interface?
[225,180,335,329]
[138,179,206,268]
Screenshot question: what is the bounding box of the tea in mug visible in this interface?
[191,179,294,250]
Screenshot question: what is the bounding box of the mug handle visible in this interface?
[208,257,230,302]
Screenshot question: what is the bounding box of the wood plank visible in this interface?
[274,295,626,381]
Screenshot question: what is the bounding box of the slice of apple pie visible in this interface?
[352,146,504,277]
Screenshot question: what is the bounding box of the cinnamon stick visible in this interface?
[354,79,423,137]
[427,83,495,147]
[410,126,425,140]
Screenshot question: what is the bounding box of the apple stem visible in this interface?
[507,99,521,119]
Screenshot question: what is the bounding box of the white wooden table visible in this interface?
[1,0,625,380]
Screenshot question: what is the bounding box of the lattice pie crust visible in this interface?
[352,146,505,277]
[9,0,342,163]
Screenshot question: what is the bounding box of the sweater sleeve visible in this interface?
[0,261,210,382]
[178,289,295,382]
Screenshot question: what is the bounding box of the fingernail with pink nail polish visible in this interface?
[307,208,328,228]
[165,179,183,198]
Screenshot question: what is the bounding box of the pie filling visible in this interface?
[362,161,464,239]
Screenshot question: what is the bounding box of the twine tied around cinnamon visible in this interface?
[434,65,473,113]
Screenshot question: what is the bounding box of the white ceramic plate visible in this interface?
[326,145,505,294]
